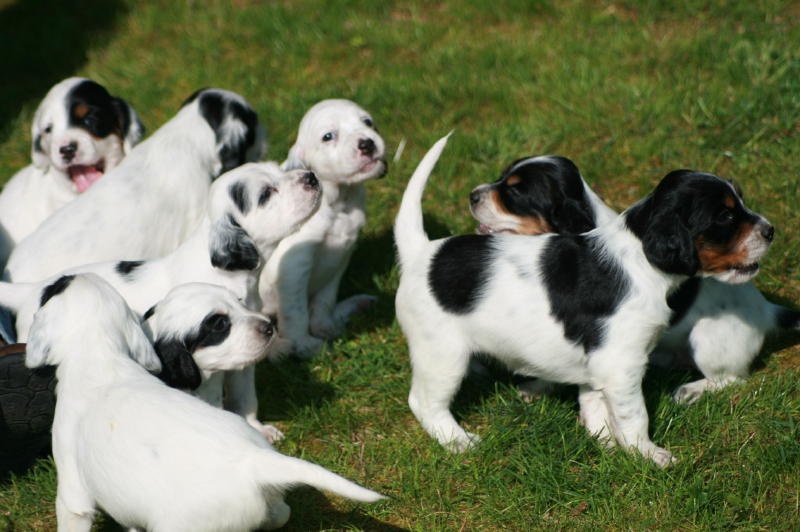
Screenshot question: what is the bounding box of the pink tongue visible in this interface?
[69,166,104,193]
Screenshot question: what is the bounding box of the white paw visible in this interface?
[517,379,556,403]
[442,431,481,453]
[673,383,704,405]
[260,424,285,444]
[649,447,677,468]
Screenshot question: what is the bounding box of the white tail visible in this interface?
[393,133,452,266]
[259,453,385,503]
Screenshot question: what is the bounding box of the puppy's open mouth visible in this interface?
[68,160,106,193]
[731,262,759,276]
[360,157,388,177]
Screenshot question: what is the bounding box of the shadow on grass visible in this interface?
[284,487,408,532]
[0,0,128,141]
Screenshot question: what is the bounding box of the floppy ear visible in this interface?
[152,338,202,390]
[641,214,699,276]
[208,214,260,271]
[282,143,305,171]
[25,308,53,368]
[111,97,146,154]
[121,313,161,373]
[552,198,597,235]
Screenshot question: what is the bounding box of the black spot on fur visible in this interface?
[33,134,43,153]
[229,182,250,215]
[40,275,75,308]
[195,90,259,175]
[142,305,156,322]
[667,277,701,326]
[210,215,260,271]
[67,80,120,138]
[540,235,629,352]
[116,260,145,280]
[429,235,494,314]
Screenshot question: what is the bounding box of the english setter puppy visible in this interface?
[259,99,387,358]
[395,135,774,466]
[0,162,320,439]
[6,88,266,283]
[469,155,799,403]
[25,273,383,532]
[0,77,144,270]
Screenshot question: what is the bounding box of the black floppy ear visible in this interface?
[111,97,146,153]
[642,214,699,276]
[152,339,202,390]
[552,198,597,235]
[209,214,260,271]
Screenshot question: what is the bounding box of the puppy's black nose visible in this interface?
[302,172,319,190]
[258,320,274,338]
[60,142,77,161]
[469,190,481,206]
[358,138,376,156]
[761,224,775,242]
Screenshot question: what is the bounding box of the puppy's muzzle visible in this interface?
[758,221,775,243]
[303,172,319,191]
[258,319,275,339]
[60,142,78,162]
[358,138,376,157]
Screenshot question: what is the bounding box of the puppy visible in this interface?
[0,162,320,439]
[0,77,144,270]
[259,99,387,358]
[395,135,774,466]
[470,155,800,403]
[26,273,383,531]
[6,88,266,283]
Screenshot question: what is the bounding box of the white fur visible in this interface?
[26,274,383,532]
[0,162,320,438]
[0,78,144,270]
[259,99,387,358]
[6,88,266,282]
[394,135,771,467]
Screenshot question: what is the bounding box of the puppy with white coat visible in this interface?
[0,77,145,271]
[26,273,383,532]
[0,162,320,439]
[469,155,800,404]
[259,99,387,358]
[6,88,266,283]
[395,135,774,466]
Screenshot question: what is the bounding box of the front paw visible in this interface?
[648,446,677,468]
[310,316,341,340]
[443,431,481,453]
[259,423,285,444]
[291,335,325,359]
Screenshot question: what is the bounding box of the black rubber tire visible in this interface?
[0,347,56,474]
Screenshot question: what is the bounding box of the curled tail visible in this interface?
[259,453,385,503]
[393,133,452,267]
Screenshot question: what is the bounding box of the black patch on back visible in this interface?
[229,182,250,215]
[40,275,75,308]
[540,235,629,352]
[428,235,494,314]
[195,90,259,174]
[116,260,145,280]
[210,215,260,271]
[666,277,701,326]
[67,80,120,138]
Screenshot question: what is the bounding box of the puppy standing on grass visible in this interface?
[0,77,144,270]
[26,274,383,532]
[469,155,800,403]
[6,88,266,283]
[395,135,774,466]
[259,99,387,358]
[0,162,321,440]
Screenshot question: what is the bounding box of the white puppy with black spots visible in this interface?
[25,273,383,532]
[6,88,266,283]
[259,99,387,358]
[0,77,144,270]
[394,135,774,467]
[0,162,321,439]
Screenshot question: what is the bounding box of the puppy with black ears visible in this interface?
[259,99,387,358]
[26,274,383,532]
[470,155,799,404]
[395,135,774,466]
[7,88,266,283]
[0,77,144,270]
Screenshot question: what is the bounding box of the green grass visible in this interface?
[1,0,799,530]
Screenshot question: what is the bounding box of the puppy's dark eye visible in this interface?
[205,313,231,333]
[716,209,735,224]
[83,115,96,128]
[363,117,374,128]
[43,125,52,134]
[322,132,335,142]
[258,185,275,206]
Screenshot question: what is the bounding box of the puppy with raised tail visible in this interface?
[7,88,266,283]
[469,155,800,403]
[259,99,387,358]
[0,77,144,270]
[26,274,383,532]
[0,162,320,440]
[395,135,774,466]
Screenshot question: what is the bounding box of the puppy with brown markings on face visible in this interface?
[470,155,798,404]
[395,136,774,467]
[0,77,145,271]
